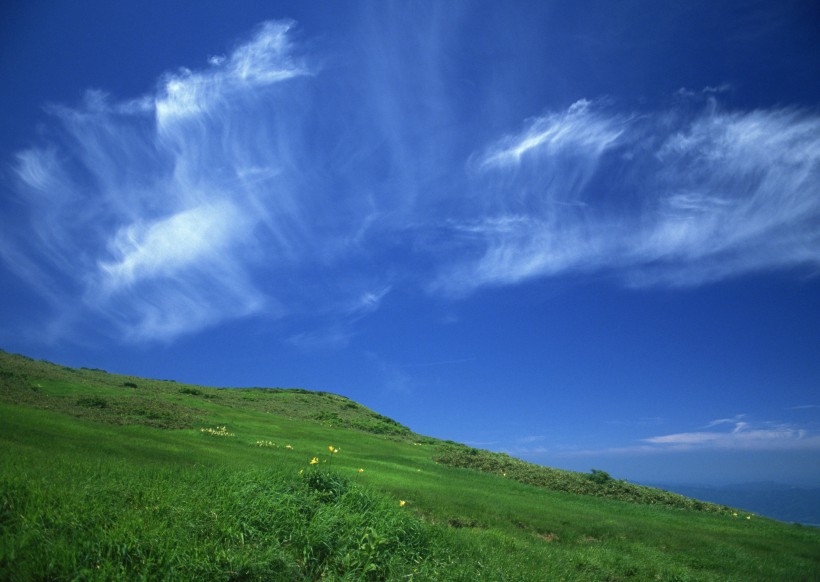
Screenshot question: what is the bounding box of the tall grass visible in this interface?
[0,453,456,581]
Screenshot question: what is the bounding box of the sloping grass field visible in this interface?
[1,350,819,580]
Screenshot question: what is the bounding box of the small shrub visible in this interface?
[122,382,138,388]
[312,411,340,423]
[178,387,202,396]
[302,468,349,503]
[588,469,612,485]
[76,396,108,409]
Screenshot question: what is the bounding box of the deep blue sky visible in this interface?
[2,1,819,485]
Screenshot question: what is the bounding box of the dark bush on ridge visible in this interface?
[588,469,612,485]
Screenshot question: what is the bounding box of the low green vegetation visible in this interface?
[433,444,728,513]
[1,349,819,580]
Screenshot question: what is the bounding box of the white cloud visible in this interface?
[641,424,817,451]
[3,18,820,344]
[523,415,820,459]
[636,417,819,453]
[474,99,625,169]
[155,21,306,129]
[98,201,247,289]
[350,286,392,317]
[633,414,820,451]
[3,20,316,342]
[227,20,305,84]
[434,101,820,294]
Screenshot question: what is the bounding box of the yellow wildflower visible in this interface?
[357,468,364,473]
[310,457,319,465]
[329,445,334,452]
[399,500,406,507]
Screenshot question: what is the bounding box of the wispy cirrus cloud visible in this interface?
[433,100,820,294]
[156,20,306,128]
[1,20,387,343]
[2,18,820,344]
[473,99,626,170]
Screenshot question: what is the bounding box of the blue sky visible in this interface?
[2,1,819,486]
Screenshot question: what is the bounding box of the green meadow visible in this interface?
[1,350,818,580]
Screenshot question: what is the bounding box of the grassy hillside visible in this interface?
[1,350,818,580]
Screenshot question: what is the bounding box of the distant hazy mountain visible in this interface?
[648,482,820,526]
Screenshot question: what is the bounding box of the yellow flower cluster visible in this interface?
[200,425,234,437]
[731,512,753,520]
[307,445,340,466]
[255,440,276,448]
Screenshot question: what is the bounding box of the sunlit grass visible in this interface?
[2,349,819,580]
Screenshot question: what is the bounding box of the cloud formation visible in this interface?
[555,415,820,458]
[435,100,820,294]
[473,99,625,170]
[495,410,820,462]
[641,418,819,452]
[2,20,380,342]
[2,20,819,343]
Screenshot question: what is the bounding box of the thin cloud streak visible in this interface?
[642,428,812,450]
[556,417,820,457]
[473,99,625,169]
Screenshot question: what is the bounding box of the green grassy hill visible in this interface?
[1,349,818,581]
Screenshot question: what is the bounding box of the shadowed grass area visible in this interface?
[1,349,819,580]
